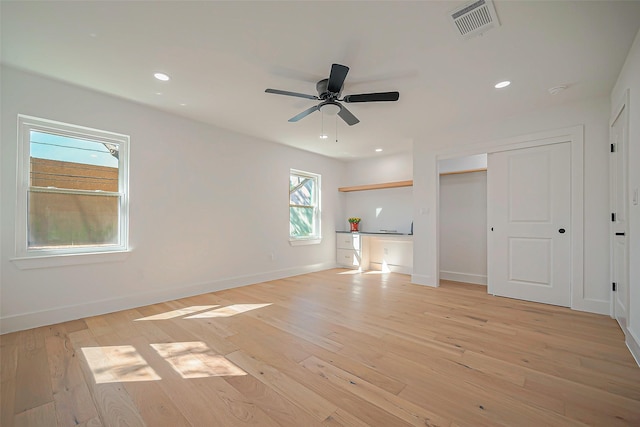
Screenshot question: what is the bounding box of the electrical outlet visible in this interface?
[384,248,389,255]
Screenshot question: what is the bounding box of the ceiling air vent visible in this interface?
[450,0,500,39]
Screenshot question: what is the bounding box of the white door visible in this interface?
[610,99,629,330]
[487,142,571,306]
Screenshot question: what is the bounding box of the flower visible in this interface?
[348,217,361,223]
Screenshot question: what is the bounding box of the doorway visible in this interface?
[438,154,488,286]
[431,126,584,310]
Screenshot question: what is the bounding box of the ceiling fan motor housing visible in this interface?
[316,78,340,99]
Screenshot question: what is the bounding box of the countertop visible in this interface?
[336,231,412,236]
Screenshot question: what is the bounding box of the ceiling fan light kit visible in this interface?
[320,103,341,116]
[265,63,400,126]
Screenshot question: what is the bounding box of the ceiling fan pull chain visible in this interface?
[335,115,338,142]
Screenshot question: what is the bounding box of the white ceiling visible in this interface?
[2,1,639,160]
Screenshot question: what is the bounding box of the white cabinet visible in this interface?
[336,233,363,268]
[336,232,413,273]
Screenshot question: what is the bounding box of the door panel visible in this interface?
[488,142,571,307]
[508,150,551,222]
[509,237,551,285]
[610,100,628,330]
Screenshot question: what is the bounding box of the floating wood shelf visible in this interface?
[338,180,413,192]
[439,168,487,176]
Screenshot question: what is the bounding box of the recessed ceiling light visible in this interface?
[179,103,187,107]
[154,72,170,81]
[155,92,163,96]
[319,134,328,139]
[375,148,383,152]
[494,81,511,89]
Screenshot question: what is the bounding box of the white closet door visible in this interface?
[487,142,571,306]
[610,99,629,330]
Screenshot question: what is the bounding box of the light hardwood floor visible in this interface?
[2,269,640,426]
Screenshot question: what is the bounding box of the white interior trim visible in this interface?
[440,271,487,285]
[627,328,640,367]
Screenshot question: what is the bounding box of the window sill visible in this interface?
[11,250,131,270]
[289,238,322,246]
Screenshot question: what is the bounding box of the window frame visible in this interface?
[289,168,321,245]
[14,115,130,263]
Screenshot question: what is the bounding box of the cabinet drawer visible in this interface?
[337,249,360,267]
[337,233,360,250]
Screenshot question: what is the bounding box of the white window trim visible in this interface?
[289,168,322,245]
[12,115,130,268]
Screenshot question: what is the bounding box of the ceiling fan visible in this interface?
[265,63,399,126]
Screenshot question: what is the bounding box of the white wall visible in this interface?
[0,66,346,333]
[343,152,412,186]
[413,96,611,314]
[611,28,640,364]
[438,154,487,174]
[439,171,487,285]
[342,153,413,233]
[343,188,413,234]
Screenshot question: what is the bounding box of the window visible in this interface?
[15,115,129,259]
[289,169,321,244]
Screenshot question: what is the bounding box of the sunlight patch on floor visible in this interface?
[337,270,362,275]
[134,305,219,321]
[151,342,246,378]
[81,345,161,384]
[185,303,272,318]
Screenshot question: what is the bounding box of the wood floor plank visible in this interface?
[226,349,338,422]
[224,374,326,427]
[1,378,17,427]
[321,408,371,427]
[14,401,57,427]
[125,332,280,427]
[68,329,147,427]
[45,330,100,426]
[1,269,639,426]
[13,327,54,414]
[300,354,452,427]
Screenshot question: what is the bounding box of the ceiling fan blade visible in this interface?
[288,105,320,122]
[265,88,318,100]
[343,92,400,103]
[327,64,349,93]
[337,104,360,126]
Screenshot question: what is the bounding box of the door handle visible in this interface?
[616,232,626,236]
[558,228,566,234]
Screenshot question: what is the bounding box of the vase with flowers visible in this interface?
[348,217,361,232]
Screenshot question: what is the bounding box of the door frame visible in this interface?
[610,89,630,321]
[429,126,594,312]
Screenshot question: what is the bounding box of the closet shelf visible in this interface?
[440,167,487,176]
[338,180,413,192]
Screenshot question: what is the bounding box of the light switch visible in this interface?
[633,188,639,206]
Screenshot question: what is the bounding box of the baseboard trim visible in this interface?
[411,273,437,287]
[440,270,487,285]
[627,328,640,368]
[0,262,334,334]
